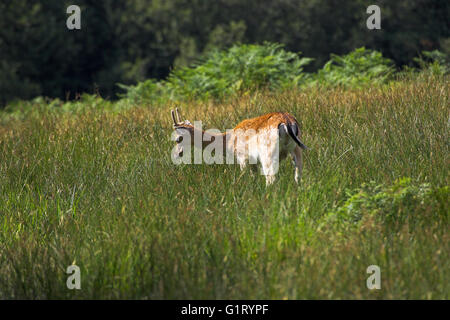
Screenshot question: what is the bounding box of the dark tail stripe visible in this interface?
[284,122,308,150]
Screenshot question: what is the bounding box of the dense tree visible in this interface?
[0,0,448,106]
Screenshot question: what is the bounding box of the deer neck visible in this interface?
[190,127,234,157]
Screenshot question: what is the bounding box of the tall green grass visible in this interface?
[0,73,448,299]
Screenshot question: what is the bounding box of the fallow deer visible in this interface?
[171,108,308,185]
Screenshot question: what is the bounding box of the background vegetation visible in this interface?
[0,63,448,299]
[1,0,449,106]
[0,1,448,299]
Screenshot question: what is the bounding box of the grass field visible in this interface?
[0,73,448,299]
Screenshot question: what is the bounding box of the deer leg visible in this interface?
[236,153,247,171]
[291,145,303,184]
[260,152,278,186]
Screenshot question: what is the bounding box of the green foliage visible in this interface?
[166,43,313,99]
[0,1,120,106]
[2,0,448,106]
[311,47,395,87]
[0,61,41,106]
[119,45,399,103]
[2,44,445,113]
[414,50,450,75]
[116,80,167,105]
[326,178,448,229]
[120,43,313,102]
[0,94,130,124]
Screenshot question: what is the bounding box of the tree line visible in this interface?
[0,0,448,106]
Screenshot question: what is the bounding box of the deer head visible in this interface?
[171,108,194,158]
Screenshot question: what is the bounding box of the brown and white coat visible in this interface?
[171,109,308,185]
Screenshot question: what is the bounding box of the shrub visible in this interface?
[311,47,395,87]
[165,42,313,99]
[117,80,167,105]
[90,45,445,106]
[119,42,313,103]
[413,50,449,75]
[325,178,448,230]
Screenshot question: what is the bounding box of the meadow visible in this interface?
[0,47,448,299]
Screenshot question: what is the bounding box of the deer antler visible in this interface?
[171,110,178,126]
[175,107,182,123]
